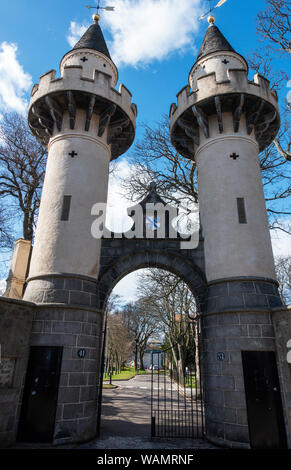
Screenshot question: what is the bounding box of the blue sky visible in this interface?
[0,0,289,126]
[0,0,290,294]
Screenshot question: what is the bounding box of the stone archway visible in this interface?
[98,246,207,312]
[96,184,207,311]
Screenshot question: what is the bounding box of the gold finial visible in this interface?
[208,14,215,24]
[200,0,227,22]
[86,3,115,22]
[92,13,100,23]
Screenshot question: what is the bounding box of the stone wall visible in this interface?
[272,306,291,445]
[202,309,281,448]
[30,304,103,444]
[0,297,35,447]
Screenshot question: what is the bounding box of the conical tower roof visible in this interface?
[72,21,111,60]
[195,23,235,63]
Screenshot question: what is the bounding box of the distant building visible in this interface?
[143,340,165,369]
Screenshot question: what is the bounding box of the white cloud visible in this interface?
[67,21,89,48]
[0,42,32,114]
[106,159,137,232]
[68,0,203,67]
[0,279,6,295]
[270,221,291,259]
[112,270,143,303]
[103,0,203,67]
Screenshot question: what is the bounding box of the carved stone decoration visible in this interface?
[246,100,265,135]
[172,134,195,157]
[230,152,239,160]
[44,96,63,132]
[98,104,117,137]
[31,105,53,137]
[85,95,96,132]
[214,96,223,134]
[232,94,245,132]
[192,105,209,138]
[177,118,200,146]
[67,91,76,130]
[108,118,130,143]
[255,111,277,141]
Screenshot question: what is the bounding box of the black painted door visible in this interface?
[18,346,63,442]
[241,351,287,449]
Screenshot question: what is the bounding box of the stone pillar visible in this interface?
[4,239,31,300]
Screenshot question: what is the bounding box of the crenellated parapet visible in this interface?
[170,68,280,159]
[28,65,137,159]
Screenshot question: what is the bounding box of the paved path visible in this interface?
[100,375,153,438]
[83,374,216,449]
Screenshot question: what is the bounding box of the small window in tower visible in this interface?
[237,198,247,224]
[61,195,72,221]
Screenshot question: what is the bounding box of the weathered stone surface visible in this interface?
[0,297,35,447]
[206,280,282,314]
[202,309,290,448]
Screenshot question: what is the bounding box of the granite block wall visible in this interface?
[30,304,104,444]
[0,297,35,447]
[202,309,282,448]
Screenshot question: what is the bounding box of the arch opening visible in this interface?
[97,266,205,441]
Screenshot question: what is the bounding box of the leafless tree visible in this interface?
[122,299,160,371]
[0,203,14,249]
[0,112,47,241]
[248,0,291,159]
[247,49,289,91]
[256,0,291,55]
[275,256,291,304]
[121,115,290,232]
[106,312,134,375]
[136,269,199,384]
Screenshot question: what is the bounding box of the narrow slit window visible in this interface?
[237,197,247,224]
[61,195,72,221]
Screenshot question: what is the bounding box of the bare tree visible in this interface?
[122,116,290,232]
[0,112,47,241]
[0,203,14,249]
[121,116,198,211]
[106,312,134,375]
[248,0,291,159]
[122,299,160,371]
[275,256,291,304]
[136,269,199,383]
[256,0,291,55]
[247,49,289,91]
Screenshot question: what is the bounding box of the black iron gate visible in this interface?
[150,319,204,439]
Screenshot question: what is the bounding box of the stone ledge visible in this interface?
[36,303,101,313]
[0,297,35,308]
[205,434,250,449]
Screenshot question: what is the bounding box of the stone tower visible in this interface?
[22,15,137,443]
[24,15,136,305]
[170,19,290,448]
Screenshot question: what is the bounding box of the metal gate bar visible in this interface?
[150,318,204,439]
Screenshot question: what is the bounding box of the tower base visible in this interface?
[202,305,290,449]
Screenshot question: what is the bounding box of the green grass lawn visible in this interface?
[103,367,147,381]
